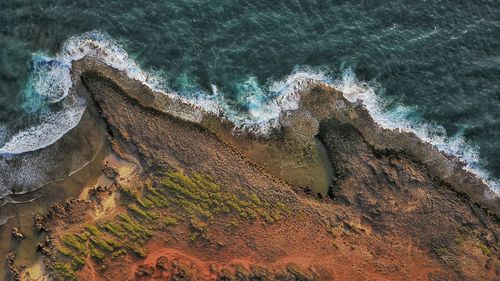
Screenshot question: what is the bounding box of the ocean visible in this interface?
[1,0,499,197]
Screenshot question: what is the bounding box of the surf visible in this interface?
[0,30,498,196]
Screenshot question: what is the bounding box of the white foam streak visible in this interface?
[0,30,497,194]
[0,103,86,154]
[332,68,499,194]
[0,216,12,226]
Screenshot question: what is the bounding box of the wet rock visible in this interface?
[36,242,51,256]
[5,252,16,264]
[155,256,168,270]
[103,164,118,179]
[11,227,25,240]
[88,184,114,202]
[5,252,21,281]
[33,214,48,232]
[136,264,155,277]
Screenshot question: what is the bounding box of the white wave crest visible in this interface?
[213,68,332,134]
[28,55,73,103]
[332,68,499,194]
[0,216,12,226]
[0,102,86,154]
[0,30,497,195]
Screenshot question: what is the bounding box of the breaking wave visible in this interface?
[0,102,85,154]
[332,68,500,194]
[0,30,498,195]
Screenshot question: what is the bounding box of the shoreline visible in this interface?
[0,84,112,279]
[0,56,498,280]
[2,51,498,203]
[72,57,500,216]
[0,31,498,200]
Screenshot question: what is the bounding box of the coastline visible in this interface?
[73,57,500,217]
[0,56,498,280]
[1,30,498,200]
[0,84,112,279]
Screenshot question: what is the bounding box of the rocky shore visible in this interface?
[2,57,499,280]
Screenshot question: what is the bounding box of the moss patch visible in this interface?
[50,170,290,278]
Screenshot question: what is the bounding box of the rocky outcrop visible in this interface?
[136,264,155,277]
[32,57,499,281]
[5,252,20,281]
[34,199,96,232]
[155,256,168,271]
[10,227,24,241]
[299,85,500,216]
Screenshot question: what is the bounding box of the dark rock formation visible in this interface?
[155,256,168,271]
[135,264,155,277]
[10,227,24,241]
[5,252,20,281]
[35,199,96,231]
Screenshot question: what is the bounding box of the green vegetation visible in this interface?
[226,218,240,228]
[163,216,178,226]
[111,249,127,258]
[128,203,156,221]
[89,243,105,260]
[61,234,87,254]
[103,222,127,239]
[157,171,289,226]
[54,262,77,281]
[454,235,465,247]
[85,225,102,237]
[478,244,492,257]
[89,236,114,252]
[127,242,147,258]
[52,169,291,277]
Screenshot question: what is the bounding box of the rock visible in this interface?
[103,165,118,179]
[136,264,155,276]
[8,265,21,281]
[5,252,16,264]
[5,252,21,281]
[41,199,96,229]
[155,256,168,270]
[286,263,315,281]
[171,264,190,280]
[250,265,273,279]
[36,242,51,255]
[33,214,48,232]
[88,184,114,202]
[218,268,235,280]
[11,227,25,240]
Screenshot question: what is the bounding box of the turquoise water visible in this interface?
[0,0,499,191]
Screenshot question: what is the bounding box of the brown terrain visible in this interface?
[4,58,499,281]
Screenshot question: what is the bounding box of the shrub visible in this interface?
[89,243,105,260]
[103,222,127,239]
[54,262,77,281]
[163,216,178,226]
[478,244,492,257]
[61,234,87,254]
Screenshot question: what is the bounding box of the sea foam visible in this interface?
[332,68,500,194]
[0,30,498,195]
[0,103,86,154]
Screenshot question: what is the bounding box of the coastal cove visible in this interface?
[1,1,500,280]
[0,57,498,280]
[2,0,500,187]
